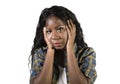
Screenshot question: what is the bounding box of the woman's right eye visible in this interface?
[46,30,51,34]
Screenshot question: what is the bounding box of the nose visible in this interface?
[51,31,60,40]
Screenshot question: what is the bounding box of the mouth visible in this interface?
[53,43,62,47]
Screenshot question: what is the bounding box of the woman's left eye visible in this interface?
[56,27,64,32]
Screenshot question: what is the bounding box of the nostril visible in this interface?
[51,32,58,37]
[51,34,60,40]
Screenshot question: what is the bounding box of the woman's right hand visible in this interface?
[43,27,53,49]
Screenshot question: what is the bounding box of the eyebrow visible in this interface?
[56,25,65,28]
[46,25,65,29]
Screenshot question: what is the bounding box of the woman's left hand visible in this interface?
[66,20,76,50]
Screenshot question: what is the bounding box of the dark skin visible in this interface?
[30,16,90,84]
[46,16,68,67]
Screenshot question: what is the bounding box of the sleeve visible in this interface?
[30,48,45,79]
[79,47,97,84]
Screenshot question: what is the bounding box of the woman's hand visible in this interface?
[66,20,76,50]
[43,27,53,49]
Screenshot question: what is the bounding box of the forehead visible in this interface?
[46,16,64,28]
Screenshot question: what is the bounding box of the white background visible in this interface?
[0,0,120,84]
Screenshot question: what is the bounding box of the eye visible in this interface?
[46,30,52,34]
[56,27,64,33]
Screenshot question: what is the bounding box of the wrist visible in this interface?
[67,47,74,53]
[67,45,74,50]
[48,47,55,52]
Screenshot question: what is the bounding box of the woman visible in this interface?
[30,5,97,84]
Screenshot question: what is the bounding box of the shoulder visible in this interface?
[34,46,47,55]
[32,47,47,61]
[82,47,96,57]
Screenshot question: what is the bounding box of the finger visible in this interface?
[69,19,73,28]
[69,20,74,30]
[67,20,71,31]
[66,25,71,37]
[69,19,76,33]
[43,27,47,41]
[67,19,75,32]
[43,27,46,36]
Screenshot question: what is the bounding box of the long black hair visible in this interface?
[31,5,87,56]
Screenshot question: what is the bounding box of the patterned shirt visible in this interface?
[30,44,97,84]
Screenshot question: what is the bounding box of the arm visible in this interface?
[66,20,90,84]
[30,48,54,84]
[67,48,90,84]
[30,27,55,84]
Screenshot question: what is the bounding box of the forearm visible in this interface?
[67,49,90,84]
[31,48,54,84]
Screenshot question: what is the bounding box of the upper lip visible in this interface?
[53,43,61,44]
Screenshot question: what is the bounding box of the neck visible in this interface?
[54,49,66,67]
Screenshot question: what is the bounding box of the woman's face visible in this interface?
[45,16,68,49]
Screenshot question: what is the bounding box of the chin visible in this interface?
[54,46,64,50]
